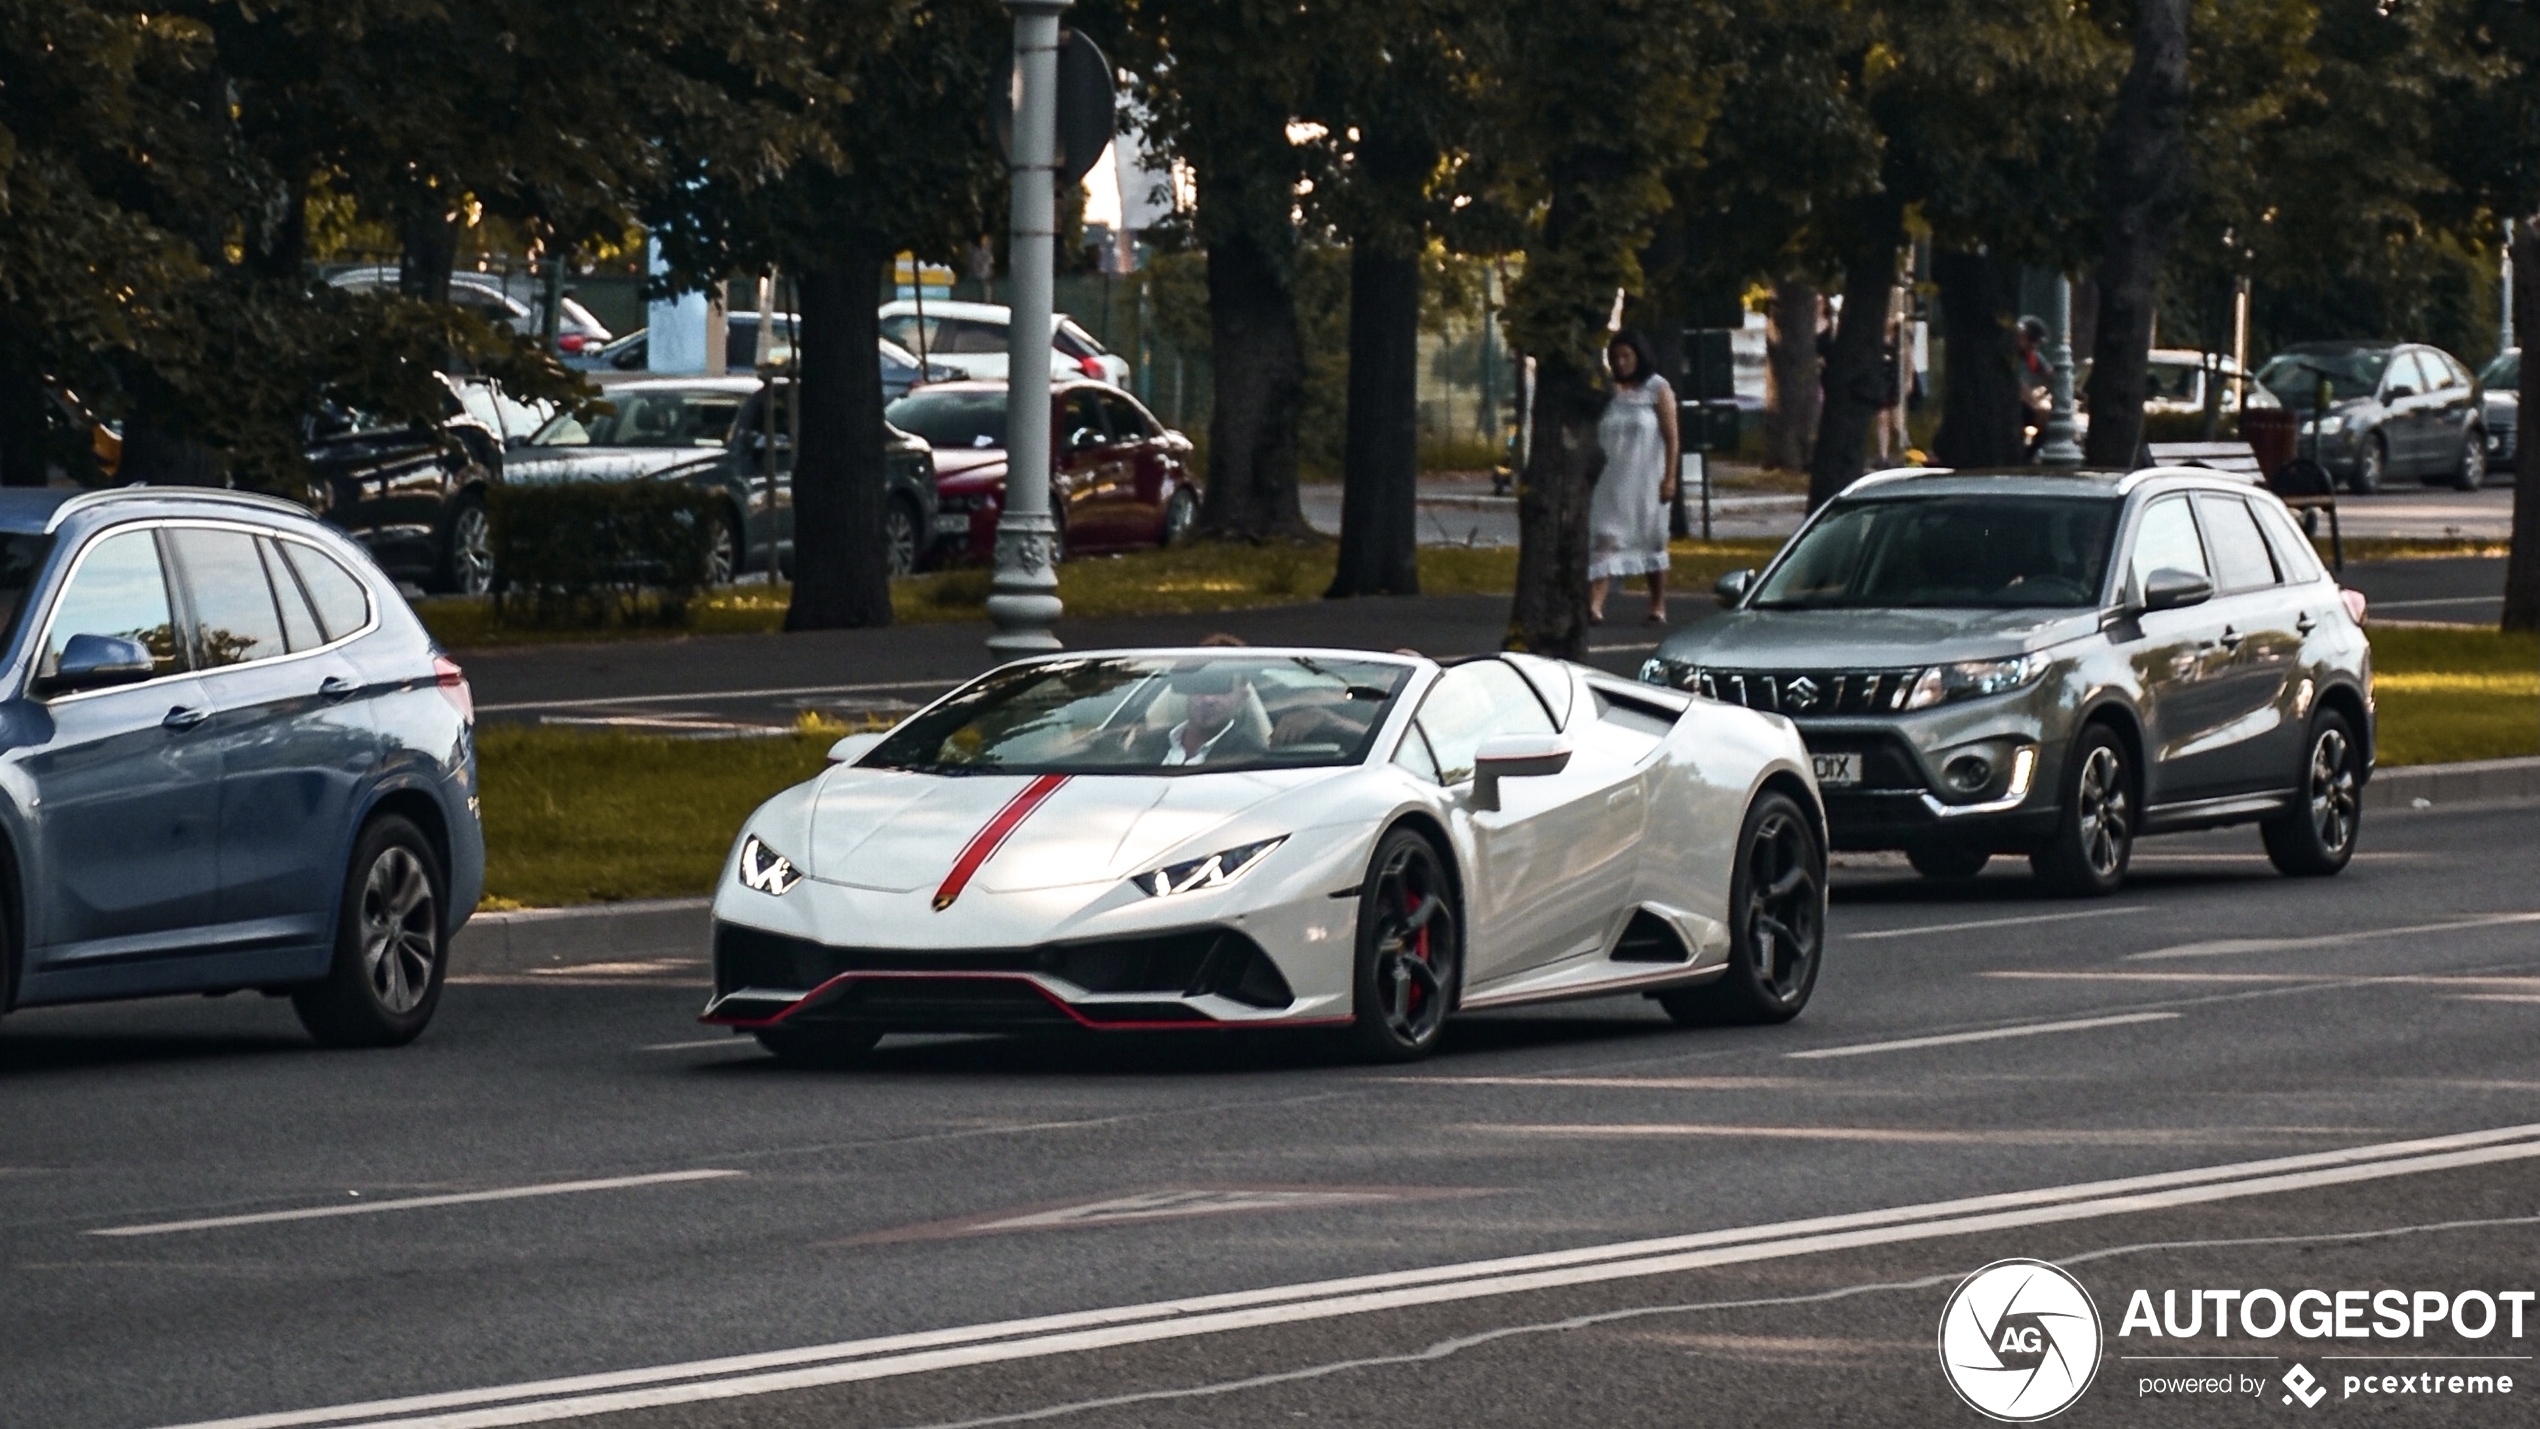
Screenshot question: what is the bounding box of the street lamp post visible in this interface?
[2038,275,2085,467]
[985,0,1071,658]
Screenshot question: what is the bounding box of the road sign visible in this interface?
[993,30,1116,188]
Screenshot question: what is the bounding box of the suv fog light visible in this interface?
[1945,755,1992,792]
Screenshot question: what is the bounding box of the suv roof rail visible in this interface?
[45,485,317,534]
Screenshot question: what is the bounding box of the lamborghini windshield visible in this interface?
[1752,494,2120,610]
[864,655,1414,775]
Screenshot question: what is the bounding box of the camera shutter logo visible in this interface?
[1938,1259,2103,1421]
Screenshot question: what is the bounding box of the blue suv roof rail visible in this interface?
[44,485,317,534]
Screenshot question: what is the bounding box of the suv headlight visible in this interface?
[735,835,802,895]
[1902,657,2039,710]
[1135,837,1285,897]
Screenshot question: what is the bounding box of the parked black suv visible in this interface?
[302,374,532,596]
[1643,468,2374,894]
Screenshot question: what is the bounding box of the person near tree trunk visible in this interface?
[1587,329,1679,624]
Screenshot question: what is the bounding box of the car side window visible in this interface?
[2192,493,2278,592]
[278,540,373,643]
[2127,495,2209,593]
[1061,391,1108,450]
[42,528,186,679]
[2251,501,2327,584]
[1412,660,1556,785]
[1392,725,1444,783]
[1099,392,1154,441]
[2387,352,2429,396]
[944,320,1006,354]
[169,528,288,668]
[259,537,326,652]
[2418,351,2457,391]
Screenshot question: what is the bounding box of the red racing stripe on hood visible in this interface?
[933,773,1071,910]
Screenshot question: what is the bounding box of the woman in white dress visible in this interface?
[1588,329,1681,623]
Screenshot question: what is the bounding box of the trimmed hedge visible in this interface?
[487,480,726,628]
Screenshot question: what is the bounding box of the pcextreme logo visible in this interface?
[1939,1258,2104,1421]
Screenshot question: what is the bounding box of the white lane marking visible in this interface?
[1847,905,2148,941]
[91,1171,743,1238]
[477,678,951,715]
[1584,641,1660,654]
[1393,1076,1807,1090]
[641,1038,749,1052]
[1784,1011,2179,1059]
[2371,596,2504,610]
[152,1123,2540,1429]
[2127,911,2540,961]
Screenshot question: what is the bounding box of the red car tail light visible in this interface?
[433,654,474,724]
[558,333,590,353]
[1076,353,1106,379]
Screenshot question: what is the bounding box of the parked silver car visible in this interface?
[2245,341,2486,492]
[1642,468,2374,894]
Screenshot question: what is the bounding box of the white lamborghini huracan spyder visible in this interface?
[702,648,1826,1063]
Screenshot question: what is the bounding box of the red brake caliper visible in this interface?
[1407,874,1429,1013]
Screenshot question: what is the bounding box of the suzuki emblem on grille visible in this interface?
[1786,675,1820,710]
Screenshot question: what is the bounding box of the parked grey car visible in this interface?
[1642,468,2373,894]
[2246,340,2486,492]
[0,487,482,1044]
[2482,349,2519,473]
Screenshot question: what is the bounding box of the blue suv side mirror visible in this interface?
[39,633,157,696]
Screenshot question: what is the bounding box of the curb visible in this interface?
[2366,756,2540,812]
[458,758,2538,970]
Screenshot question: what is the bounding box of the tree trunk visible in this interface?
[399,203,458,305]
[0,359,50,488]
[2082,0,2191,469]
[1931,248,2028,468]
[1327,244,1421,597]
[1198,228,1310,541]
[1806,197,1903,507]
[1764,279,1820,471]
[786,257,893,631]
[2503,217,2540,632]
[1507,352,1604,657]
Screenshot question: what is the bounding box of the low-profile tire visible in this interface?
[2450,434,2487,491]
[1658,790,1825,1026]
[2030,725,2134,897]
[1906,845,1990,880]
[292,816,447,1048]
[1159,487,1198,548]
[883,497,922,577]
[1349,828,1462,1062]
[2347,435,2385,494]
[754,1025,884,1067]
[436,492,494,596]
[2261,710,2362,877]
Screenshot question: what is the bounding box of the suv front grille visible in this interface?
[1650,663,1922,716]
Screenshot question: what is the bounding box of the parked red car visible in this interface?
[883,378,1199,563]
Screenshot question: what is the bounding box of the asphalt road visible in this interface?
[461,556,2507,734]
[6,802,2538,1428]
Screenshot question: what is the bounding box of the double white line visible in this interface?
[165,1122,2540,1429]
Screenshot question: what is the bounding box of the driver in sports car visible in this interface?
[1156,665,1271,766]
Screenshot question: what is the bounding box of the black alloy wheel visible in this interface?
[2262,710,2362,877]
[755,1025,885,1067]
[293,815,447,1048]
[1907,845,1991,880]
[2032,725,2133,896]
[2349,434,2385,494]
[2451,434,2487,491]
[1660,791,1825,1025]
[883,499,921,577]
[1160,487,1198,547]
[1350,828,1462,1062]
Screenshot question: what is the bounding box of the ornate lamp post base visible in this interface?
[985,518,1063,656]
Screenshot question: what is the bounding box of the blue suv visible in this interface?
[0,487,482,1045]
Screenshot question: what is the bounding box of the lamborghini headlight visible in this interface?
[1135,837,1286,898]
[1901,656,2039,710]
[735,835,802,896]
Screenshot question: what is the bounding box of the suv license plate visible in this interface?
[1811,753,1860,787]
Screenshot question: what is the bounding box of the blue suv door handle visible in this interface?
[319,676,360,701]
[163,705,211,731]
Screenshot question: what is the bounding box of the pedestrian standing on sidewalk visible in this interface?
[1588,328,1679,624]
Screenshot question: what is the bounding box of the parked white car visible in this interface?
[878,299,1132,386]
